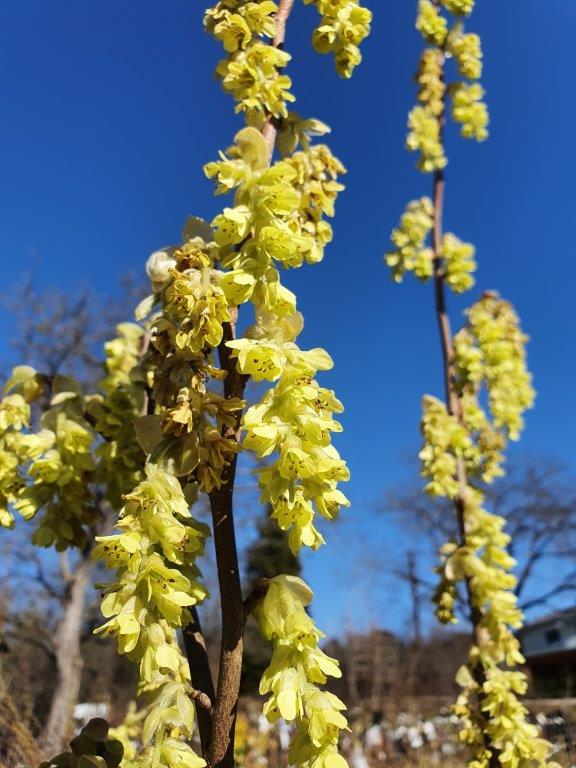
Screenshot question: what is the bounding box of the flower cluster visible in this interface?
[206,127,346,308]
[0,326,149,548]
[205,1,294,125]
[420,395,473,498]
[21,396,96,549]
[407,45,447,172]
[137,222,245,493]
[385,199,476,292]
[448,27,483,80]
[284,143,346,254]
[436,489,558,768]
[416,48,446,117]
[416,0,447,47]
[450,82,489,141]
[303,0,372,78]
[0,366,42,528]
[255,575,348,768]
[94,464,209,768]
[410,0,489,170]
[441,0,475,15]
[385,197,434,282]
[419,293,555,766]
[407,105,446,173]
[454,293,535,440]
[89,322,148,509]
[89,226,234,768]
[229,334,349,553]
[421,295,534,499]
[204,0,277,52]
[442,232,476,293]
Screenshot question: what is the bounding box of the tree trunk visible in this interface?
[39,554,92,757]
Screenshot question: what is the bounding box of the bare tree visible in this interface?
[2,275,144,387]
[385,458,576,620]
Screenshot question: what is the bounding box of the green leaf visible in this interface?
[52,374,83,396]
[82,718,109,742]
[182,216,214,243]
[134,415,164,454]
[152,434,200,478]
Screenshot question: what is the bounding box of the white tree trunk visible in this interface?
[39,555,92,757]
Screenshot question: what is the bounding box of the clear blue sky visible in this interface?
[0,1,575,638]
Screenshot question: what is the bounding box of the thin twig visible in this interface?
[182,608,216,756]
[261,0,296,159]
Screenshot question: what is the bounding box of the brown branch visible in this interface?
[261,0,296,159]
[206,312,250,768]
[429,40,500,768]
[205,4,296,765]
[520,575,576,613]
[182,608,216,757]
[514,534,551,599]
[6,621,56,663]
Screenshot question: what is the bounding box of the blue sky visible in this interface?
[0,1,575,638]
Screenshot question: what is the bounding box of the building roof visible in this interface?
[518,606,576,634]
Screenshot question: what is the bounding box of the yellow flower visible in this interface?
[407,106,447,172]
[416,0,447,46]
[442,0,475,15]
[451,82,489,141]
[304,0,372,78]
[448,28,483,80]
[385,197,434,282]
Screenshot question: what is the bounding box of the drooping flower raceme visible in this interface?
[205,1,295,124]
[302,0,372,78]
[448,25,483,80]
[386,198,476,293]
[385,197,434,282]
[254,575,348,768]
[442,0,475,16]
[229,333,349,554]
[450,82,489,141]
[94,465,209,768]
[385,1,558,767]
[408,0,488,173]
[417,0,448,47]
